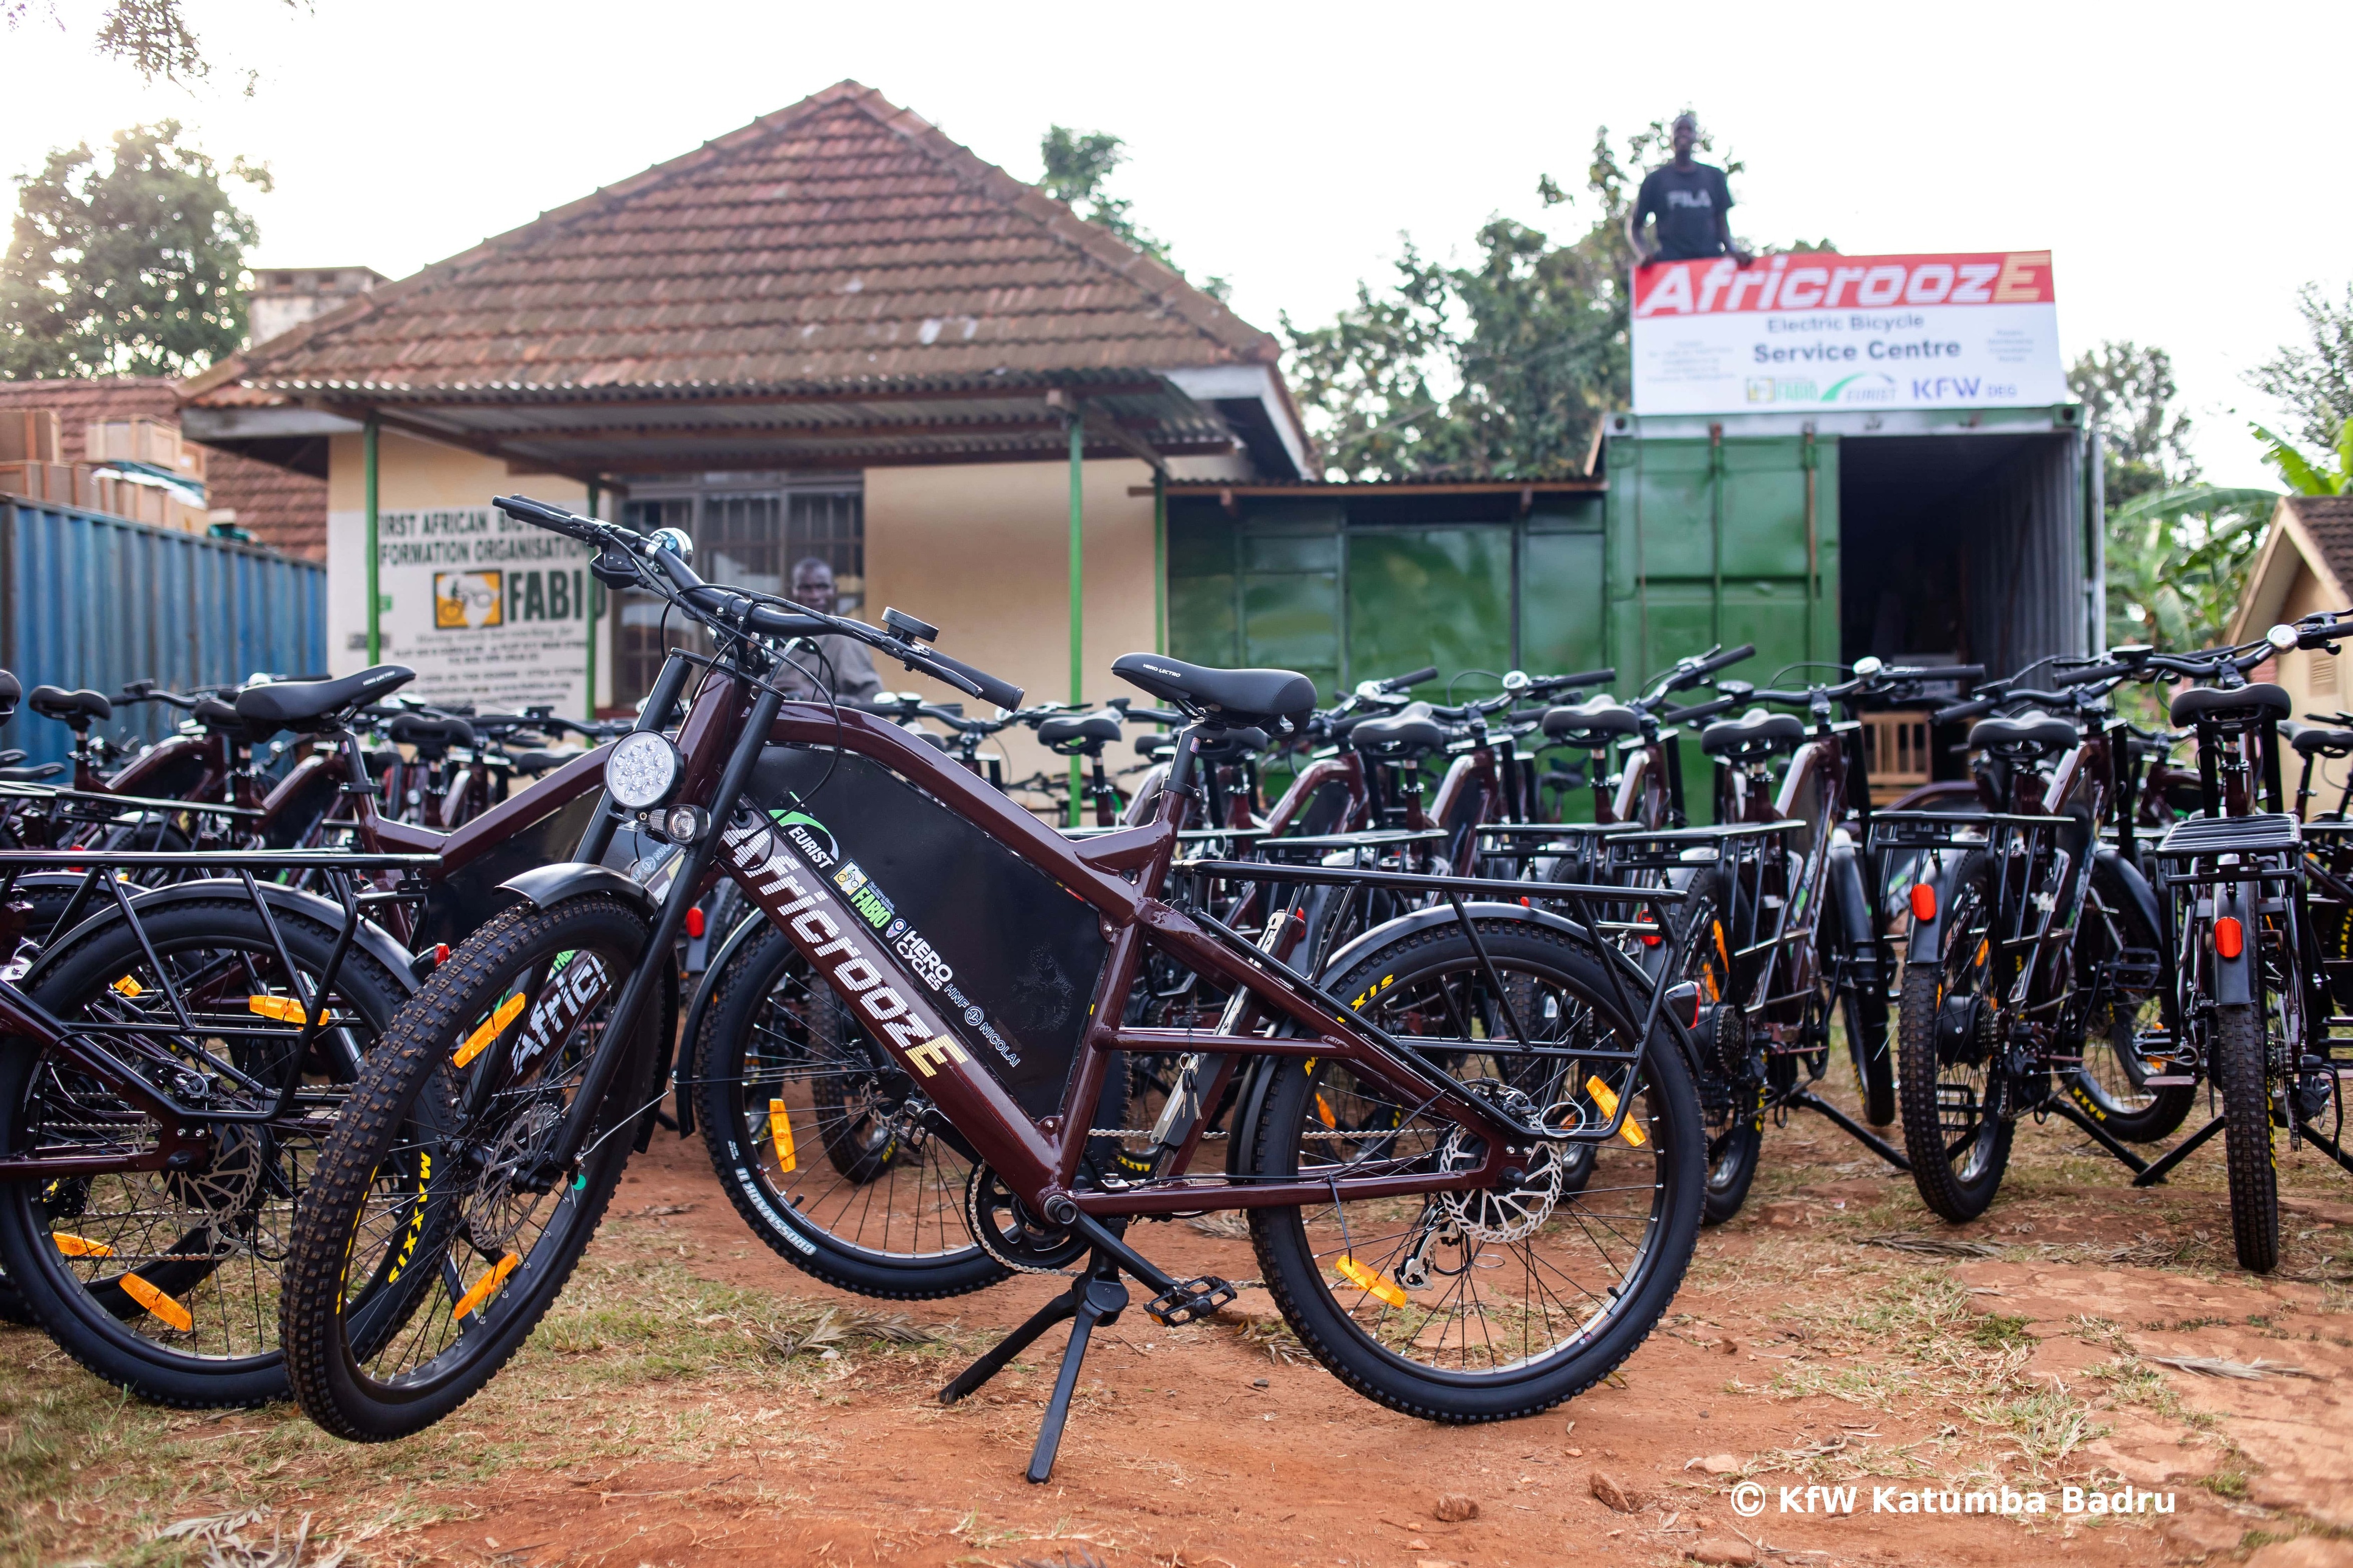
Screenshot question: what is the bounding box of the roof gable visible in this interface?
[187,82,1274,402]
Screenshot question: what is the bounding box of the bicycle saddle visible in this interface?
[0,762,64,782]
[2288,722,2353,759]
[505,748,572,776]
[1541,696,1642,744]
[2170,683,2291,726]
[1110,653,1315,735]
[1197,727,1269,759]
[28,685,112,729]
[1036,711,1122,750]
[1967,714,2080,755]
[387,711,478,755]
[1351,703,1447,754]
[1135,733,1176,761]
[191,696,245,732]
[237,665,416,732]
[0,669,18,722]
[1701,707,1805,758]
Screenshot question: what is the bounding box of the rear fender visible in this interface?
[2212,881,2255,1007]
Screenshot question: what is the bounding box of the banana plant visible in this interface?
[2253,416,2353,496]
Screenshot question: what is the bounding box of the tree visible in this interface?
[4,0,298,90]
[2105,484,2277,655]
[2252,418,2353,496]
[1284,119,1776,481]
[0,122,269,379]
[2068,341,2197,510]
[2247,282,2353,454]
[1038,126,1228,302]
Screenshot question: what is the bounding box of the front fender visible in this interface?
[497,862,657,921]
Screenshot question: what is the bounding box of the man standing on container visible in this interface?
[774,556,884,703]
[1627,113,1752,268]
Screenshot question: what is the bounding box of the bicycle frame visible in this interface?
[529,656,1690,1221]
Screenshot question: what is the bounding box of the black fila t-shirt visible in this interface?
[1635,162,1734,261]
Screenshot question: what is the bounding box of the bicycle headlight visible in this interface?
[605,731,682,810]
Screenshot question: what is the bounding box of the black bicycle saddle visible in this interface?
[237,665,417,733]
[0,669,18,723]
[2170,683,2291,727]
[1701,708,1805,758]
[1037,712,1123,751]
[1110,653,1315,735]
[387,711,479,756]
[28,685,113,730]
[1351,703,1447,754]
[2287,721,2353,759]
[1967,714,2081,755]
[1541,696,1642,745]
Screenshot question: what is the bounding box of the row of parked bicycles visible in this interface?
[0,490,2344,1486]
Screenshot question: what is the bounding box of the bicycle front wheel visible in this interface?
[281,895,662,1440]
[1241,917,1702,1422]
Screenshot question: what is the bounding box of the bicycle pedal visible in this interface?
[1145,1276,1238,1326]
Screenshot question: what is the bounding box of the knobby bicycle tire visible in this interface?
[2214,1002,2279,1273]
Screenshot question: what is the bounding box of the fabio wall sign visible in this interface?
[1629,250,2061,415]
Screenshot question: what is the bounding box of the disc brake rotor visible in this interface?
[1436,1089,1566,1244]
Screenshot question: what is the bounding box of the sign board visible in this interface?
[327,506,595,713]
[1630,251,2062,415]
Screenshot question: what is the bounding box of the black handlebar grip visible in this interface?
[1933,698,1998,724]
[742,603,832,640]
[1662,695,1737,725]
[1384,666,1440,691]
[2300,620,2349,650]
[1905,664,1986,682]
[492,494,598,542]
[1554,666,1617,688]
[1692,644,1757,680]
[921,649,1025,712]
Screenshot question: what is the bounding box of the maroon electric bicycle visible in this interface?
[281,495,1708,1479]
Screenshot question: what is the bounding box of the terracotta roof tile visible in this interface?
[186,83,1271,407]
[2288,495,2353,595]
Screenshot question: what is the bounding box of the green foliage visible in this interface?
[2248,282,2353,453]
[4,0,300,89]
[1038,126,1228,302]
[1285,120,1761,481]
[2105,484,2278,652]
[0,121,268,378]
[2068,341,2197,510]
[2252,418,2353,496]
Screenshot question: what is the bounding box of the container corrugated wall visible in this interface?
[0,500,326,767]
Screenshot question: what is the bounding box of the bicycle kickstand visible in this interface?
[938,1249,1131,1484]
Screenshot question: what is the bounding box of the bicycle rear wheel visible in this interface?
[2214,1002,2279,1273]
[1897,853,2015,1222]
[0,897,405,1406]
[1241,917,1702,1421]
[280,896,662,1439]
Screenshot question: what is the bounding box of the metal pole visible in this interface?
[1153,466,1167,655]
[1068,412,1084,827]
[584,478,601,716]
[363,414,380,665]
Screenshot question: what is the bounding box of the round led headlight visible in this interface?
[605,730,682,810]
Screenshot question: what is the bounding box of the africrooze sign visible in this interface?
[1630,250,2062,415]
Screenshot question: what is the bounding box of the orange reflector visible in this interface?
[1335,1254,1409,1309]
[767,1099,798,1173]
[111,975,143,998]
[1910,883,1937,921]
[248,995,333,1025]
[53,1232,113,1258]
[2215,916,2244,960]
[451,1251,522,1321]
[120,1271,193,1332]
[1586,1075,1649,1147]
[1315,1093,1338,1130]
[454,991,529,1068]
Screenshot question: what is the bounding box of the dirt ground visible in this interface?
[8,1076,2353,1568]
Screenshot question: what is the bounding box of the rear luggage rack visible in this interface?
[2149,812,2301,858]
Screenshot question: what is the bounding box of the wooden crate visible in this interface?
[84,417,205,482]
[0,409,63,464]
[1861,711,1932,803]
[0,459,80,505]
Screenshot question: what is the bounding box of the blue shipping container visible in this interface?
[0,500,326,768]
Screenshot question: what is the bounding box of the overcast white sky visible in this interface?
[3,0,2346,485]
